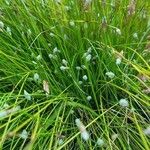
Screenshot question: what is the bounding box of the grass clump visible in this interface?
[0,0,150,149]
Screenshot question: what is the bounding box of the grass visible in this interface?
[0,0,150,149]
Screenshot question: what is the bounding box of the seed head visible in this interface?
[19,129,28,139]
[87,96,92,101]
[105,71,115,79]
[0,21,4,29]
[24,90,31,101]
[83,75,88,81]
[97,138,104,146]
[119,98,129,107]
[143,126,150,135]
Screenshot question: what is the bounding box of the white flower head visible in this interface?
[75,118,83,128]
[53,47,60,53]
[81,130,90,141]
[0,111,7,118]
[87,96,92,101]
[75,118,90,141]
[116,58,122,65]
[76,66,81,70]
[27,29,32,36]
[110,0,115,7]
[24,90,31,101]
[60,66,69,71]
[62,59,68,66]
[34,73,40,82]
[105,71,115,79]
[48,43,51,47]
[36,55,42,60]
[97,138,104,146]
[133,33,138,39]
[143,126,150,136]
[0,21,4,29]
[87,47,92,53]
[83,47,92,58]
[6,27,11,35]
[19,129,28,139]
[65,6,71,11]
[32,61,37,65]
[114,50,123,65]
[43,80,50,94]
[116,28,121,35]
[58,139,64,145]
[50,32,55,37]
[119,98,129,107]
[49,53,54,59]
[83,75,88,81]
[69,20,75,27]
[86,54,92,62]
[111,133,118,140]
[79,81,83,85]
